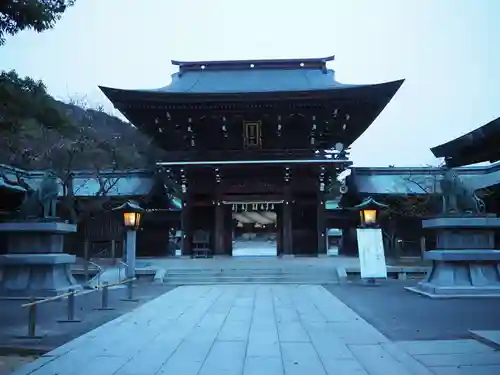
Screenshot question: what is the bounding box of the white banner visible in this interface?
[356,228,387,279]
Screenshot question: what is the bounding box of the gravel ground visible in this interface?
[0,355,36,375]
[324,279,500,341]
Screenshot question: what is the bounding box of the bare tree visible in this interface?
[379,165,443,258]
[1,95,140,223]
[52,100,134,224]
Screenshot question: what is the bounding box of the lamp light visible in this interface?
[360,209,377,227]
[112,201,145,231]
[123,211,142,230]
[354,197,388,229]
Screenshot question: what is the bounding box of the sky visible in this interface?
[1,0,499,167]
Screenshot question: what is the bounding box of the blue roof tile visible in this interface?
[139,56,363,94]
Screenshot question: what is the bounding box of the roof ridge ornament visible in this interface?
[171,55,335,73]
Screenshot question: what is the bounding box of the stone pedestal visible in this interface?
[406,217,500,298]
[0,222,81,298]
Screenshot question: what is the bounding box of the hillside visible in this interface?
[0,70,163,171]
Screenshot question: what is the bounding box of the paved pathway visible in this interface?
[11,285,500,375]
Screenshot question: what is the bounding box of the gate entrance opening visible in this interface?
[232,202,279,257]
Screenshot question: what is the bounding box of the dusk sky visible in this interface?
[1,0,498,167]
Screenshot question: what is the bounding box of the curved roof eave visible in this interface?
[431,116,500,158]
[143,81,365,95]
[100,79,404,103]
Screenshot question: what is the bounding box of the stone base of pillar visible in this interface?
[0,221,81,298]
[406,250,500,298]
[0,253,82,298]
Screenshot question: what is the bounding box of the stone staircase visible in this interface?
[161,267,339,285]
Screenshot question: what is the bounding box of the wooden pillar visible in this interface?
[83,238,90,283]
[214,201,225,255]
[214,168,225,256]
[317,166,327,255]
[420,235,426,258]
[282,185,293,256]
[111,239,116,264]
[179,168,192,257]
[276,208,283,256]
[317,198,327,255]
[224,206,233,256]
[180,199,192,256]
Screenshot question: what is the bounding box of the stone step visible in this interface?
[165,269,287,274]
[164,271,327,278]
[469,330,500,350]
[164,268,331,275]
[163,280,336,285]
[163,274,338,285]
[164,273,336,279]
[163,280,338,285]
[164,273,335,281]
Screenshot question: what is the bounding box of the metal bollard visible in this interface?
[67,289,76,320]
[58,289,82,323]
[27,297,40,338]
[95,282,114,310]
[121,280,138,302]
[84,261,89,284]
[127,281,133,300]
[28,303,37,337]
[16,298,43,339]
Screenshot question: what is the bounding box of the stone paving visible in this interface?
[10,285,500,375]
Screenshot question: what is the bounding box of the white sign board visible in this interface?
[356,228,387,279]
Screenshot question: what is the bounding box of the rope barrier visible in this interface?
[20,277,137,309]
[21,290,76,308]
[93,278,136,290]
[19,278,137,338]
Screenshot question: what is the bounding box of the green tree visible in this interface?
[0,0,75,45]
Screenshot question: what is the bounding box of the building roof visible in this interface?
[100,55,402,96]
[99,56,404,155]
[0,179,26,193]
[431,116,500,167]
[146,55,361,94]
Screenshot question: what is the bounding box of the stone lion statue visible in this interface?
[1,171,59,220]
[439,167,485,215]
[37,171,59,218]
